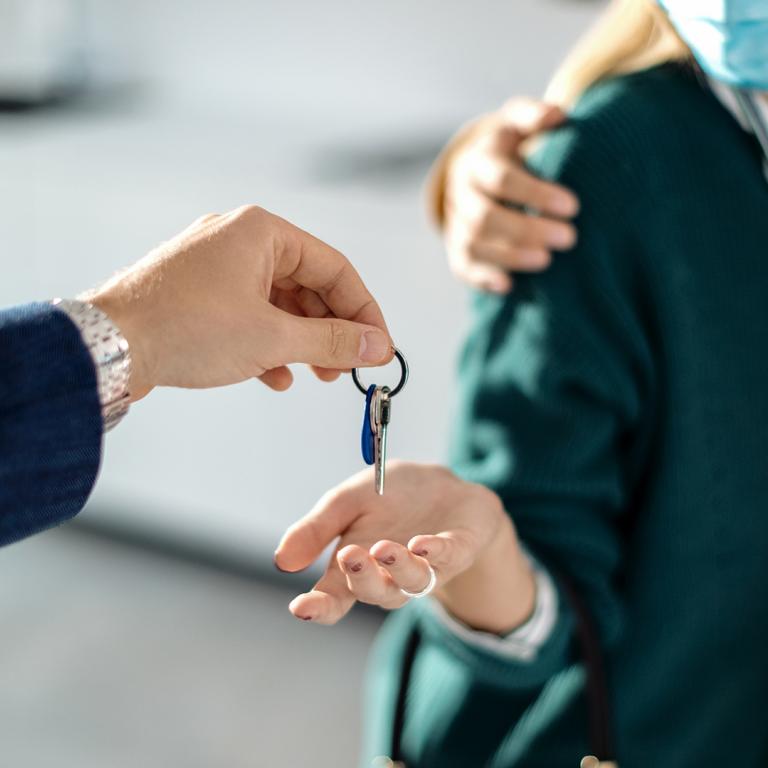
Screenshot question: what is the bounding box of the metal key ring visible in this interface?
[352,348,409,398]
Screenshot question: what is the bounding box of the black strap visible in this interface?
[555,573,615,761]
[390,625,422,763]
[389,581,615,764]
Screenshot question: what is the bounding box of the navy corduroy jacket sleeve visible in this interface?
[0,303,103,546]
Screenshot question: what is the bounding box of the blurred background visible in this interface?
[0,1,601,765]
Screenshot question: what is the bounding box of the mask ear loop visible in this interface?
[352,348,409,397]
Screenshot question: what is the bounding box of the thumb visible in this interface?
[480,100,567,158]
[274,310,393,369]
[500,98,567,137]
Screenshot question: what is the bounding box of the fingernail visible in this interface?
[273,553,289,573]
[377,554,396,565]
[551,193,579,218]
[359,330,390,363]
[549,225,577,250]
[348,561,364,573]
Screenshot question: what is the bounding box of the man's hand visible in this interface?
[87,205,393,400]
[437,98,580,293]
[275,462,536,635]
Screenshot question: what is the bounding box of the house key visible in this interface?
[371,385,391,494]
[352,348,409,495]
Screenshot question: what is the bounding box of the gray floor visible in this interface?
[0,527,382,768]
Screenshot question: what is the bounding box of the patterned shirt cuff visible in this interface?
[427,554,558,662]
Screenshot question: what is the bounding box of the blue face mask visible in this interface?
[658,0,768,90]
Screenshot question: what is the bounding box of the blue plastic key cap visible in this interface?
[361,384,376,465]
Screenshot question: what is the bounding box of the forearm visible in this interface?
[0,303,103,546]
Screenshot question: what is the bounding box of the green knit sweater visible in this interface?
[362,64,768,768]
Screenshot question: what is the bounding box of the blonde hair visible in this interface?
[545,0,693,108]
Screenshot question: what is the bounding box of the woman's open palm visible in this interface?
[274,462,521,628]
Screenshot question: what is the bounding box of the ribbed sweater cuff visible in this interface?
[412,574,575,689]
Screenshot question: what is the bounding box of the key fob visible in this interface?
[361,384,376,465]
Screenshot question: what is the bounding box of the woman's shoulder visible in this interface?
[530,63,714,197]
[516,65,711,338]
[573,62,705,126]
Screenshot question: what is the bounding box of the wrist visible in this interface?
[51,298,133,431]
[437,501,536,635]
[87,287,157,402]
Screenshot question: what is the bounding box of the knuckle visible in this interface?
[326,320,347,360]
[232,204,268,227]
[193,212,219,226]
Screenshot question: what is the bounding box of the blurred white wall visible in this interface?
[0,0,602,560]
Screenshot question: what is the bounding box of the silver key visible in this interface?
[371,386,391,495]
[352,348,409,496]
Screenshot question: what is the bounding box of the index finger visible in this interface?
[278,219,392,339]
[499,98,567,136]
[289,555,356,625]
[470,152,580,219]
